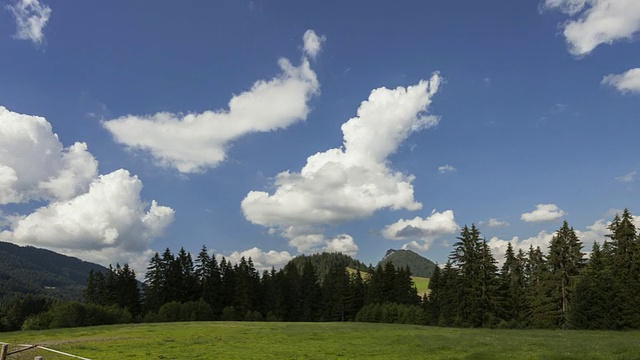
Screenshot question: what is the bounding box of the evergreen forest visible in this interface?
[3,209,640,332]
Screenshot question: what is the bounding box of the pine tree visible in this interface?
[424,264,442,325]
[299,260,321,321]
[569,242,616,329]
[449,225,497,327]
[477,239,498,327]
[176,247,198,303]
[437,260,459,327]
[322,264,350,321]
[346,270,366,321]
[606,209,639,328]
[545,221,584,328]
[144,252,167,312]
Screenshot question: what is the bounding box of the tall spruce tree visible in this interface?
[424,264,442,325]
[498,243,528,326]
[569,242,616,329]
[449,225,497,327]
[606,209,639,328]
[545,221,584,328]
[143,252,165,312]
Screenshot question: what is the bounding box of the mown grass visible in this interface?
[2,322,640,359]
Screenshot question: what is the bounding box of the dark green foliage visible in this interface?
[0,294,52,331]
[299,260,321,321]
[378,249,437,277]
[22,302,131,330]
[366,262,419,306]
[447,225,498,327]
[85,263,141,316]
[538,221,584,328]
[355,303,426,325]
[569,242,617,329]
[322,264,351,321]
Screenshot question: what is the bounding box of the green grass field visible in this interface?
[2,322,640,359]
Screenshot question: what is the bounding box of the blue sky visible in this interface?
[1,0,639,274]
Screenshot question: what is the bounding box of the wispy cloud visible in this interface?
[616,170,637,183]
[7,0,51,45]
[480,218,510,228]
[438,164,456,174]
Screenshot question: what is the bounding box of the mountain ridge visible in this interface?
[377,249,436,278]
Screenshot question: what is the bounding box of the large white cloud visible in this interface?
[543,0,640,56]
[0,107,174,273]
[521,204,565,223]
[7,0,51,45]
[602,68,640,94]
[103,30,323,173]
[382,210,459,252]
[0,106,98,204]
[1,170,174,260]
[242,73,442,232]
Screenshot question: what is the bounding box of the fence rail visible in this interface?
[0,342,92,360]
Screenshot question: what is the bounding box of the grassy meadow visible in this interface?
[2,322,640,359]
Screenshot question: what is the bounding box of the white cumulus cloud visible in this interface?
[303,29,326,59]
[103,30,322,173]
[0,106,98,204]
[279,226,359,256]
[241,73,442,232]
[543,0,640,56]
[1,170,174,261]
[224,247,293,271]
[7,0,51,45]
[521,204,565,223]
[382,210,459,251]
[602,68,640,94]
[323,234,359,257]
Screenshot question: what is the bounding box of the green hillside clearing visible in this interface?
[411,276,429,297]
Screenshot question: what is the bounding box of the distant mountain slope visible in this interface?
[0,241,109,301]
[288,252,369,283]
[377,249,436,278]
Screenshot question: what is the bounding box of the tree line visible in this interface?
[425,209,640,329]
[3,208,640,331]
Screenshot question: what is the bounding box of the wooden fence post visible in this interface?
[0,344,8,360]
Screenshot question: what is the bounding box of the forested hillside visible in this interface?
[288,252,369,283]
[0,241,109,301]
[378,249,437,278]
